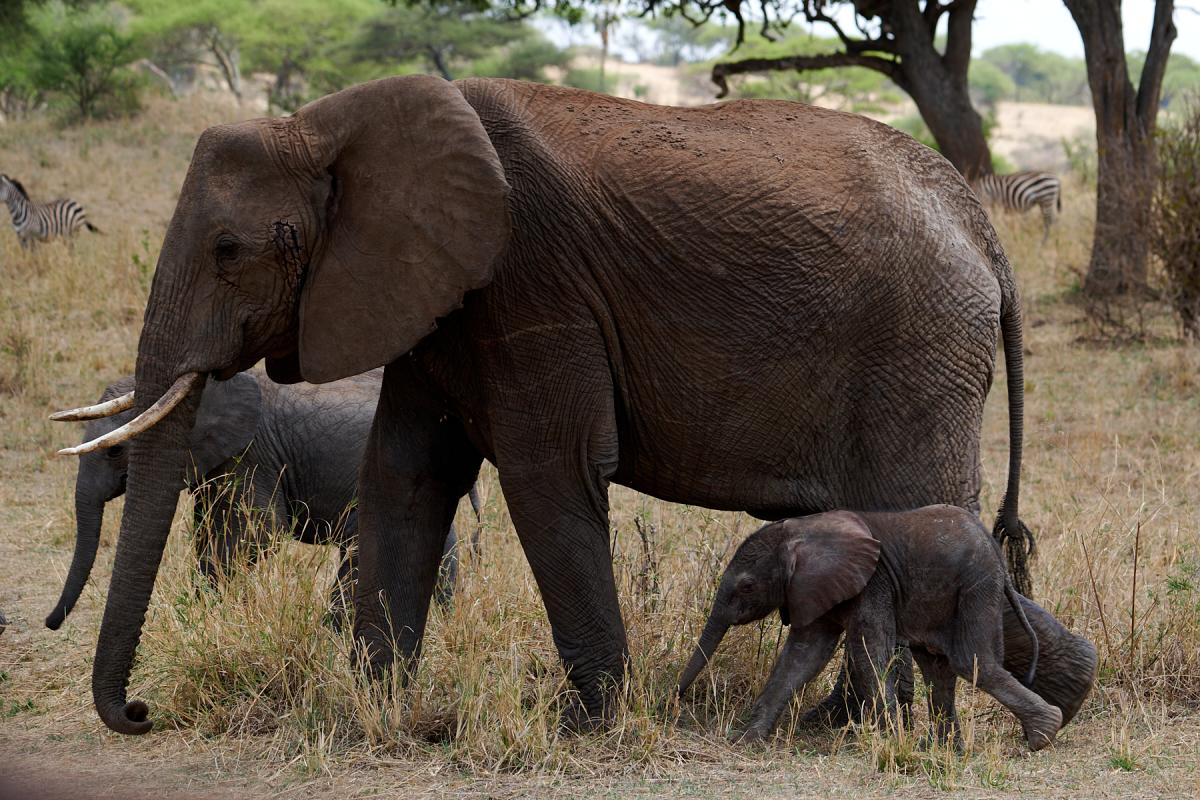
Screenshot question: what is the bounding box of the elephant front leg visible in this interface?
[326,541,355,631]
[499,457,627,727]
[352,363,481,677]
[843,587,901,730]
[911,646,962,750]
[740,620,842,743]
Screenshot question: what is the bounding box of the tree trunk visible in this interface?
[709,0,993,179]
[891,0,992,179]
[903,65,992,179]
[1065,0,1177,296]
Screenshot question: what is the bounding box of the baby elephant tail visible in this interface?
[1006,581,1038,686]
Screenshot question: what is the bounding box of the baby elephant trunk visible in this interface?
[678,614,731,695]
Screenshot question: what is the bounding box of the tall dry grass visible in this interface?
[1,98,1198,796]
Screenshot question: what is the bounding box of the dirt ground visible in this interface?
[1,96,1199,799]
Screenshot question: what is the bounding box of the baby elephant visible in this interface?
[678,505,1064,751]
[47,369,480,630]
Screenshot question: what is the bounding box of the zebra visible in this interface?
[0,174,99,247]
[971,171,1061,243]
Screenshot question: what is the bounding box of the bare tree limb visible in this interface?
[1136,0,1177,125]
[941,0,977,76]
[711,51,902,98]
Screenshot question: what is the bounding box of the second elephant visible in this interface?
[47,369,480,630]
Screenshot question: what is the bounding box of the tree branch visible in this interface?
[711,51,903,98]
[941,0,977,77]
[1136,0,1177,125]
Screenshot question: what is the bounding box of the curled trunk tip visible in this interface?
[97,699,153,735]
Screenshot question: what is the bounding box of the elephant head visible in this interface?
[46,374,262,631]
[51,74,510,735]
[677,513,881,694]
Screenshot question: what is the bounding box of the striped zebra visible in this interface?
[0,174,99,247]
[971,171,1061,243]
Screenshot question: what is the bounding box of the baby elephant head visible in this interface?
[678,511,881,694]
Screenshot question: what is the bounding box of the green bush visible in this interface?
[28,2,141,121]
[1151,99,1200,340]
[563,67,610,93]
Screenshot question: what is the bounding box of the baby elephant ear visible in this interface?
[779,511,881,628]
[188,373,262,481]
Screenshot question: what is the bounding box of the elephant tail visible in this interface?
[992,265,1036,598]
[1005,580,1038,686]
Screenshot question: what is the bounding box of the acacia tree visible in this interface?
[1064,0,1177,296]
[438,0,993,174]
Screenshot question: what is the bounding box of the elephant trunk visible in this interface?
[91,369,201,736]
[678,614,730,695]
[45,487,107,630]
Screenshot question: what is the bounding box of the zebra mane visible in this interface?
[5,176,29,199]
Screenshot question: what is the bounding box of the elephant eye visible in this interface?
[213,236,241,264]
[106,445,125,459]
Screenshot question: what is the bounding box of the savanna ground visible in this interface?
[1,96,1199,799]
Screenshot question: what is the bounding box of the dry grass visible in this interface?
[2,98,1199,798]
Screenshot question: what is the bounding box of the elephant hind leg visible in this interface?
[949,589,1062,751]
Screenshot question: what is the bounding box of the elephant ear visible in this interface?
[291,75,510,384]
[779,511,881,629]
[187,373,262,482]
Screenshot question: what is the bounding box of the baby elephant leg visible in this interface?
[844,588,900,730]
[326,542,356,632]
[952,591,1062,751]
[740,620,842,743]
[911,646,961,750]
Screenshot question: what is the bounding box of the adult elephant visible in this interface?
[55,76,1032,735]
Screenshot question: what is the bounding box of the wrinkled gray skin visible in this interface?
[46,369,482,631]
[679,506,1077,751]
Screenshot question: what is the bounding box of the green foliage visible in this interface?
[355,1,561,84]
[237,0,379,110]
[641,14,736,66]
[467,34,569,82]
[968,59,1015,109]
[1128,50,1200,109]
[698,31,900,111]
[25,2,142,120]
[563,66,610,93]
[1151,97,1200,340]
[980,43,1089,105]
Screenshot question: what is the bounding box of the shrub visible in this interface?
[27,2,142,121]
[1151,99,1200,340]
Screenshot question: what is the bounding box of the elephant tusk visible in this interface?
[57,372,204,456]
[50,391,135,421]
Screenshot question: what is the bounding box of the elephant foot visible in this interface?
[919,728,965,754]
[800,691,858,730]
[323,605,348,633]
[1022,705,1062,752]
[732,725,772,745]
[558,703,608,735]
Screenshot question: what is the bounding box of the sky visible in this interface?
[542,1,1200,62]
[971,0,1200,60]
